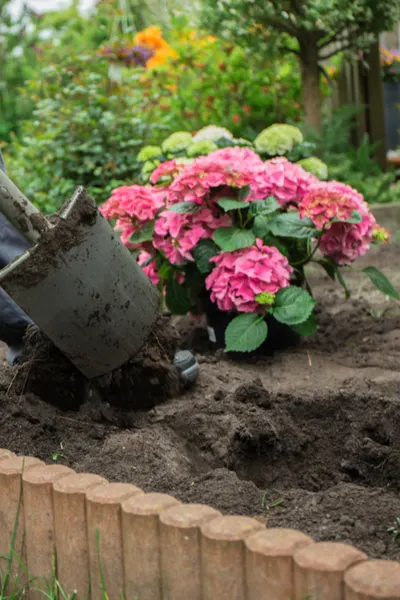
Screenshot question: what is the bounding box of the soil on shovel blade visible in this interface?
[1,242,400,560]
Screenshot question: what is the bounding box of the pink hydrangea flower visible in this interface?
[167,147,264,205]
[206,240,292,313]
[101,185,166,222]
[252,158,317,206]
[298,181,369,229]
[101,185,167,249]
[116,218,136,247]
[150,159,186,184]
[153,207,231,265]
[138,251,160,286]
[319,216,376,265]
[298,181,376,265]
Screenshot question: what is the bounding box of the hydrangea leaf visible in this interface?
[272,286,316,326]
[225,313,268,352]
[214,227,256,251]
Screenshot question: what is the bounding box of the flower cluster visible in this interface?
[299,181,375,264]
[165,147,264,205]
[380,47,400,83]
[206,240,292,313]
[153,208,231,265]
[98,26,177,69]
[254,123,304,156]
[257,158,317,206]
[100,185,166,247]
[98,42,154,67]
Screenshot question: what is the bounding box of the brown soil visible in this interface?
[1,243,400,560]
[3,189,96,289]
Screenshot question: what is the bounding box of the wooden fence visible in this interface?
[0,449,399,600]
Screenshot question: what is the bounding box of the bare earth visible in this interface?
[0,242,400,559]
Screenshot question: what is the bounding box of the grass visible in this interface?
[387,517,400,543]
[0,501,129,600]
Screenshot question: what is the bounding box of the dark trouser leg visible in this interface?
[0,155,33,363]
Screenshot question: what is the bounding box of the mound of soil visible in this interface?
[1,243,400,560]
[6,314,180,412]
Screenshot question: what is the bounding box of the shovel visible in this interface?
[0,169,160,379]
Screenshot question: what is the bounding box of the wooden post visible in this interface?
[364,40,387,170]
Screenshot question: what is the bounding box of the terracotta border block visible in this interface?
[0,456,44,582]
[0,449,16,462]
[86,482,143,600]
[201,515,264,600]
[160,503,221,600]
[245,528,314,600]
[294,542,367,600]
[122,492,180,600]
[23,464,74,597]
[53,473,108,599]
[344,559,400,599]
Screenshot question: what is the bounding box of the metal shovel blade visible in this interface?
[0,188,160,379]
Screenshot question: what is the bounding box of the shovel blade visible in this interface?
[0,188,160,379]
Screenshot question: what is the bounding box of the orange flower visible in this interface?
[135,26,166,51]
[147,46,178,69]
[233,114,241,124]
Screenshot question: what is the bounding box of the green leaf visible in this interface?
[158,262,173,281]
[346,210,362,224]
[272,286,316,326]
[333,210,362,224]
[168,202,200,214]
[225,314,268,353]
[165,279,191,315]
[292,313,317,336]
[214,227,256,252]
[317,258,336,281]
[239,185,251,200]
[262,234,290,257]
[253,215,272,238]
[128,220,154,244]
[192,239,219,274]
[336,268,351,299]
[268,212,316,239]
[249,196,279,216]
[362,266,400,300]
[218,198,250,212]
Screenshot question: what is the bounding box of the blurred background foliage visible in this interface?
[0,0,398,212]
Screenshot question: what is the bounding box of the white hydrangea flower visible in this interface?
[297,157,329,180]
[187,140,218,157]
[192,125,233,143]
[162,132,192,154]
[254,124,304,156]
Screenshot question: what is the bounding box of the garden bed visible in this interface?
[1,243,400,561]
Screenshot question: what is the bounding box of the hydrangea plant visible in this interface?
[102,146,397,353]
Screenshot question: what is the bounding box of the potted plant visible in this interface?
[101,144,396,354]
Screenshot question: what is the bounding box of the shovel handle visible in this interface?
[0,169,50,245]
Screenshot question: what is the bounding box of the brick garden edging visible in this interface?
[0,450,399,599]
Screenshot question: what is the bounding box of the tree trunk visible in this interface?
[299,36,322,132]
